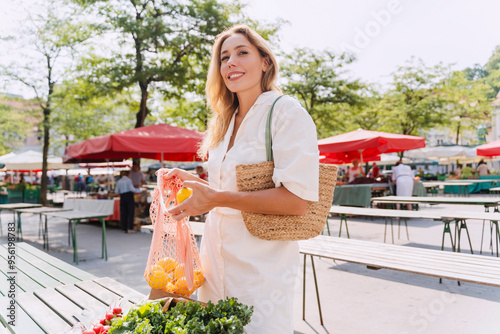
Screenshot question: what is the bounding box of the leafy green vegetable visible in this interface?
[108,297,253,334]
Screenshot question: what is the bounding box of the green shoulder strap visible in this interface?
[265,95,286,162]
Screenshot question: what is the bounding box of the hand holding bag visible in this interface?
[235,95,338,241]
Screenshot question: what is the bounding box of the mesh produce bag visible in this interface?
[144,169,204,297]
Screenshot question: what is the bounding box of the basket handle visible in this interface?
[265,95,286,162]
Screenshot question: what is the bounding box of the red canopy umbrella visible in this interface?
[63,124,204,163]
[476,139,500,157]
[318,129,426,164]
[319,152,381,164]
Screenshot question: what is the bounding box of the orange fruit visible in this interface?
[176,187,193,204]
[157,257,177,274]
[174,278,191,296]
[173,264,186,282]
[163,282,176,293]
[148,268,169,290]
[193,270,205,289]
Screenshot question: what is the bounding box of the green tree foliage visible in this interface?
[72,0,243,129]
[0,0,94,204]
[280,48,363,138]
[442,71,493,144]
[0,95,39,155]
[379,58,449,137]
[50,78,138,154]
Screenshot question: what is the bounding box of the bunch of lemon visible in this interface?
[147,257,204,297]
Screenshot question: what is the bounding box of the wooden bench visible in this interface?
[299,235,500,325]
[0,242,145,333]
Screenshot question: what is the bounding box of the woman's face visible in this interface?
[219,33,267,96]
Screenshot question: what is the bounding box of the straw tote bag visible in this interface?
[235,96,338,241]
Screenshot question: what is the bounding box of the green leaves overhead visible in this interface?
[73,0,243,127]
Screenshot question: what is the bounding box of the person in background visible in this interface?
[130,162,146,188]
[476,160,489,176]
[115,170,142,234]
[195,166,208,181]
[455,164,463,178]
[368,162,380,179]
[391,160,414,210]
[461,164,475,178]
[346,159,365,183]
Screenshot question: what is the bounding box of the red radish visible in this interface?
[103,325,110,331]
[82,330,96,334]
[116,314,122,318]
[93,323,104,333]
[100,318,106,325]
[113,306,122,314]
[105,312,114,320]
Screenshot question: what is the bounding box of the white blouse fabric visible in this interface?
[197,91,319,333]
[391,164,414,196]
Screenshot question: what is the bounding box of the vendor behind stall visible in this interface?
[115,170,142,233]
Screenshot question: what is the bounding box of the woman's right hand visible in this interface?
[164,168,209,186]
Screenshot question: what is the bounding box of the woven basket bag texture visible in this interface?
[235,162,337,241]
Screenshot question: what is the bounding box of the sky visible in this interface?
[1,0,500,97]
[242,0,500,86]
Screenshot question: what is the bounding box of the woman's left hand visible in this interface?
[168,180,218,221]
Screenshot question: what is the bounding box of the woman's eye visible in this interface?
[239,51,248,56]
[221,56,229,62]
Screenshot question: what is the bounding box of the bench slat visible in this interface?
[0,247,62,290]
[33,288,82,326]
[303,242,500,278]
[300,237,500,287]
[93,277,144,304]
[15,243,96,281]
[16,292,71,334]
[307,239,500,272]
[0,296,44,334]
[302,243,500,282]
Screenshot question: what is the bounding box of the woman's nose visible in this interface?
[227,55,236,67]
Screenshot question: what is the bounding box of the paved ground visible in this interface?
[1,197,500,333]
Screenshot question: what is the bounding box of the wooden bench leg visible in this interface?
[302,254,324,326]
[338,214,350,239]
[302,254,307,321]
[100,218,108,261]
[455,219,473,254]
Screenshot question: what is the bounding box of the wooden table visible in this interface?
[440,211,500,256]
[329,205,444,243]
[299,235,500,325]
[0,242,144,333]
[41,210,110,264]
[0,203,42,236]
[372,196,500,211]
[12,207,71,243]
[422,181,473,196]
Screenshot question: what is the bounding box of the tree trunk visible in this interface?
[455,120,461,145]
[135,82,149,128]
[40,106,50,206]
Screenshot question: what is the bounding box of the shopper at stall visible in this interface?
[130,162,146,188]
[392,160,414,210]
[195,165,208,181]
[164,24,319,333]
[476,160,490,176]
[115,170,142,234]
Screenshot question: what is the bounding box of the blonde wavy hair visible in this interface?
[198,24,280,159]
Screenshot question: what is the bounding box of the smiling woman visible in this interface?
[164,24,319,333]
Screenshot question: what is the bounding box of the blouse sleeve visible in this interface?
[270,96,319,202]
